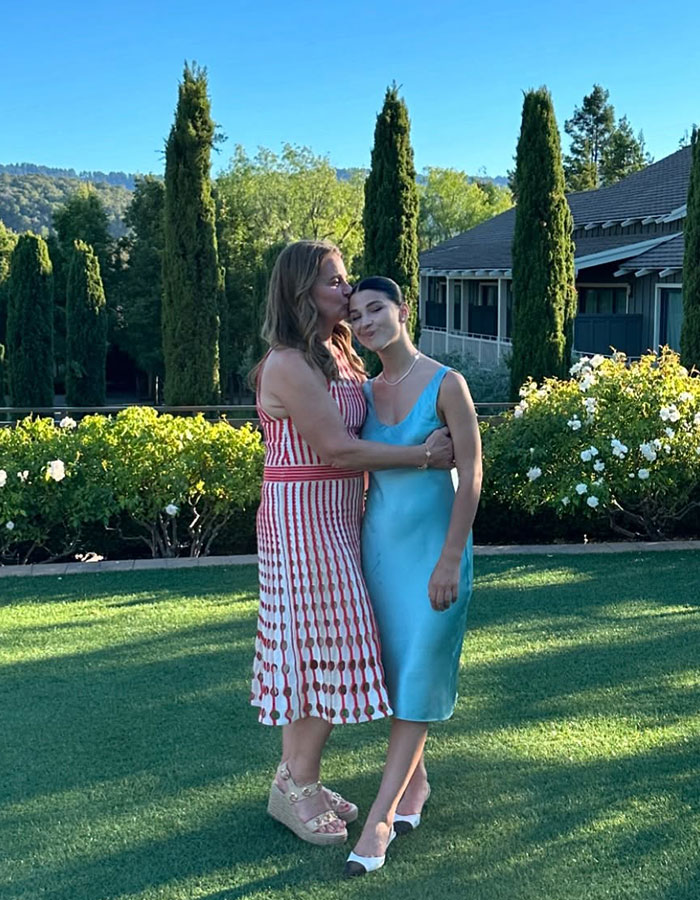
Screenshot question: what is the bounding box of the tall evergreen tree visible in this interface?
[564,84,615,191]
[65,240,107,406]
[363,84,420,338]
[600,117,650,186]
[6,234,54,407]
[0,222,18,399]
[510,88,576,400]
[680,127,700,371]
[119,176,165,398]
[162,63,221,405]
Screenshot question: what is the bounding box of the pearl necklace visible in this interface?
[379,352,421,386]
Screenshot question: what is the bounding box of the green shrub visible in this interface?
[433,351,511,403]
[482,348,700,539]
[0,409,263,563]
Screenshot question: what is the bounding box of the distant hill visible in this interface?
[0,171,134,237]
[0,163,141,190]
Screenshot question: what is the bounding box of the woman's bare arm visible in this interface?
[427,370,483,610]
[260,348,453,470]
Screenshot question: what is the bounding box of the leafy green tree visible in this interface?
[600,117,651,186]
[564,85,615,190]
[418,167,512,250]
[65,240,107,406]
[363,84,420,338]
[510,87,576,400]
[6,234,54,407]
[215,144,364,399]
[53,184,113,279]
[162,63,221,405]
[118,176,165,398]
[681,127,700,371]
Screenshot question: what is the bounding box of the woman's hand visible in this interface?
[428,554,461,611]
[425,427,454,469]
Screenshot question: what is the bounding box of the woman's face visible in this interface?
[348,289,405,351]
[311,253,352,325]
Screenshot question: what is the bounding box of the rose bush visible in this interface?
[482,348,700,539]
[0,408,263,563]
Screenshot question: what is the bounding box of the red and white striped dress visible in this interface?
[251,347,393,726]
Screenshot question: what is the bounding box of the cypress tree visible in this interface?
[680,127,700,370]
[162,62,221,405]
[65,240,107,406]
[7,234,54,407]
[510,88,576,400]
[363,84,420,339]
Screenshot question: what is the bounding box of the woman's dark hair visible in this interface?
[351,275,404,306]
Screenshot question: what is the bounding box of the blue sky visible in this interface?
[2,0,698,179]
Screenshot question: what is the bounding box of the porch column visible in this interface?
[418,274,427,352]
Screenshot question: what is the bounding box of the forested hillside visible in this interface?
[0,173,132,236]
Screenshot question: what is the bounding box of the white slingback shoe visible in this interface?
[344,828,396,877]
[393,783,431,835]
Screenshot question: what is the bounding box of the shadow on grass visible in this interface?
[2,554,699,900]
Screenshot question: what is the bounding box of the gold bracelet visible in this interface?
[417,448,431,470]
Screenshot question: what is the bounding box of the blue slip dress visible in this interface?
[360,366,473,722]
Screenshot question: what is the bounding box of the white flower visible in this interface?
[694,412,700,427]
[0,470,6,488]
[586,496,600,508]
[527,467,542,482]
[665,427,675,439]
[59,416,77,429]
[660,405,680,422]
[696,447,700,455]
[567,417,582,431]
[593,460,606,472]
[580,449,593,462]
[17,470,29,482]
[164,503,179,516]
[47,460,66,482]
[611,438,628,458]
[514,406,524,419]
[590,354,605,368]
[639,442,657,462]
[628,473,635,478]
[638,468,650,480]
[5,521,14,531]
[653,438,662,449]
[575,483,588,495]
[561,496,570,506]
[679,392,693,403]
[579,373,596,392]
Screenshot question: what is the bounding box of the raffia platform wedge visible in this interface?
[267,763,348,846]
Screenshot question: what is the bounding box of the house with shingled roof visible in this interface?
[418,146,691,366]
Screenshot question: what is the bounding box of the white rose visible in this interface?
[580,449,592,462]
[593,460,605,472]
[586,496,599,508]
[17,470,29,482]
[590,354,605,368]
[679,392,693,403]
[59,416,77,430]
[638,469,650,480]
[0,470,6,487]
[6,521,15,530]
[575,483,588,495]
[47,460,66,482]
[665,427,675,439]
[527,467,542,481]
[561,496,570,506]
[164,503,179,517]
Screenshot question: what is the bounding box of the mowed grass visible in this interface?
[1,553,699,900]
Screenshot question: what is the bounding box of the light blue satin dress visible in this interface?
[361,366,473,722]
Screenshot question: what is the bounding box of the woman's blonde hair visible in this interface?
[256,239,364,382]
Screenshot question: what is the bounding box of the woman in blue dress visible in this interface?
[344,277,482,876]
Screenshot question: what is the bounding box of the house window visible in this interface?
[425,277,447,328]
[479,283,498,307]
[453,281,462,331]
[578,286,627,315]
[659,288,683,351]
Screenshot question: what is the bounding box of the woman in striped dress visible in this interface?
[251,240,454,847]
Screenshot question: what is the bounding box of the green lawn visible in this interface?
[2,554,699,900]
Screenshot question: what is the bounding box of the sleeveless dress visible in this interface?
[360,366,473,722]
[250,348,393,726]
